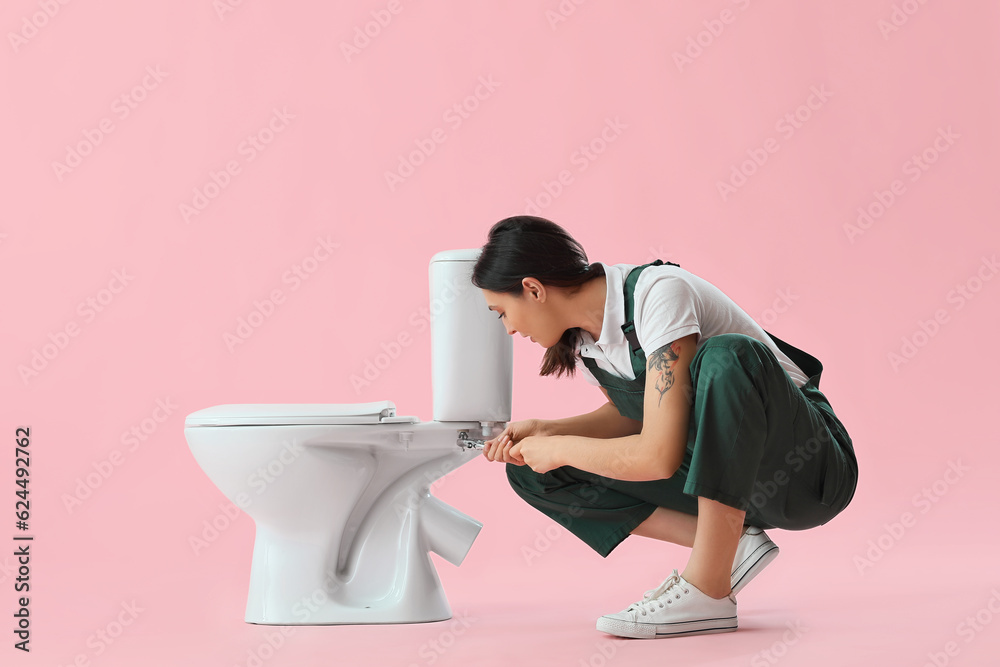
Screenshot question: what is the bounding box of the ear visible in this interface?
[521,276,545,301]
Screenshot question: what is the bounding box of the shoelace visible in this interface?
[626,569,691,617]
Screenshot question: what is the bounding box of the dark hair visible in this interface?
[471,215,606,378]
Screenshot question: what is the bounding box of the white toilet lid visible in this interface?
[185,400,419,427]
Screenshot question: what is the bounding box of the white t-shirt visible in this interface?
[574,262,810,388]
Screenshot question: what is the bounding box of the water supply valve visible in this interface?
[457,422,506,450]
[457,431,485,450]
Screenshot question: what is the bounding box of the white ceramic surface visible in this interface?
[184,249,513,624]
[186,411,498,624]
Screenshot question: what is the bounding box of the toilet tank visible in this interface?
[429,249,513,423]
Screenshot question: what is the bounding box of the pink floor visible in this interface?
[32,452,1000,667]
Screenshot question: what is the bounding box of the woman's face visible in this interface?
[482,281,561,348]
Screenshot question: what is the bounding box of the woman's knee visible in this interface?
[505,462,575,497]
[506,461,533,491]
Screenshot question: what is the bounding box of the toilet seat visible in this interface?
[185,400,420,427]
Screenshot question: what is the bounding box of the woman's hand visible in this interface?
[509,435,564,474]
[482,419,546,466]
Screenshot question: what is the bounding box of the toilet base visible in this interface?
[244,588,454,626]
[243,538,455,625]
[244,595,454,626]
[242,489,480,625]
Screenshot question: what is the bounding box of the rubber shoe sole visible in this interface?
[731,526,779,596]
[595,615,737,639]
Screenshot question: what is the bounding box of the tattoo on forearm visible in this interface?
[648,342,679,407]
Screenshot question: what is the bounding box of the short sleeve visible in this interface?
[635,276,701,355]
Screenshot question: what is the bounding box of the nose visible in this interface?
[501,321,520,337]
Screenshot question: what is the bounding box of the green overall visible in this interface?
[506,260,859,557]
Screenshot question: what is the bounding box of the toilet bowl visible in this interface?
[185,249,512,625]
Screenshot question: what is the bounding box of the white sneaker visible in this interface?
[731,525,779,596]
[596,570,737,639]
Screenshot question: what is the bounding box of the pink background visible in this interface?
[3,0,999,665]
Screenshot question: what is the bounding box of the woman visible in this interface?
[471,215,858,640]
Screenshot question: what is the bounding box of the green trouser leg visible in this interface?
[506,333,858,558]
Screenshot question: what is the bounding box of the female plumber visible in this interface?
[472,216,858,640]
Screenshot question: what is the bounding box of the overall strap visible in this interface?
[620,259,680,378]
